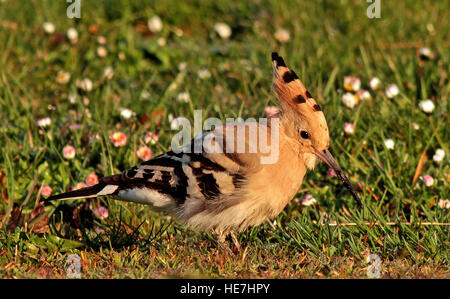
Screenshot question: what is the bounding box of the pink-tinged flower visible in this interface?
[97,46,107,58]
[412,122,420,130]
[103,66,114,80]
[327,168,336,178]
[344,123,355,135]
[265,106,280,116]
[86,173,99,186]
[37,117,51,128]
[148,15,163,33]
[343,76,361,92]
[136,146,152,161]
[56,71,71,84]
[385,84,399,98]
[301,194,317,206]
[97,35,107,44]
[69,124,80,131]
[41,185,53,197]
[93,206,109,219]
[357,90,371,101]
[274,28,290,43]
[369,77,381,90]
[342,92,359,109]
[421,175,434,187]
[433,149,445,163]
[144,132,159,145]
[177,92,190,103]
[437,199,450,209]
[119,107,135,119]
[74,182,88,190]
[173,27,184,37]
[109,132,127,147]
[62,145,76,159]
[76,78,93,92]
[197,68,211,79]
[419,47,434,60]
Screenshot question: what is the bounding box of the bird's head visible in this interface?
[271,52,362,208]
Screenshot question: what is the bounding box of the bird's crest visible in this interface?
[271,52,324,117]
[271,52,329,149]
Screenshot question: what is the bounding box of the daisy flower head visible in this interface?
[37,117,51,128]
[344,76,361,92]
[421,175,434,187]
[384,139,395,150]
[418,99,435,114]
[136,146,152,161]
[43,22,55,34]
[67,27,78,43]
[369,77,381,90]
[119,107,135,119]
[264,106,280,117]
[438,199,450,209]
[144,132,159,145]
[97,46,108,58]
[197,68,211,80]
[76,78,93,92]
[274,28,290,43]
[327,168,336,178]
[148,15,163,33]
[177,92,191,103]
[357,90,371,101]
[214,22,232,39]
[62,145,76,159]
[433,149,445,163]
[385,84,399,98]
[41,185,53,197]
[97,36,107,44]
[56,71,71,84]
[103,66,114,80]
[342,92,359,109]
[86,173,99,186]
[109,132,127,147]
[343,123,355,135]
[419,47,434,60]
[301,194,317,206]
[93,206,109,219]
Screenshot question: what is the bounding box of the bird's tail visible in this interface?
[44,175,121,203]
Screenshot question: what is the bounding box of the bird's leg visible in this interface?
[230,231,241,254]
[216,231,234,256]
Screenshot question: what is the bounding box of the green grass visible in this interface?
[0,0,449,278]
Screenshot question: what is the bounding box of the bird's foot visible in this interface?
[216,231,241,256]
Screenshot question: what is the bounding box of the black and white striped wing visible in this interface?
[108,147,246,209]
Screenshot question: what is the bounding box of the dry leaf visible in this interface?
[412,150,427,184]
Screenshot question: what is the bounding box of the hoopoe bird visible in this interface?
[45,52,362,254]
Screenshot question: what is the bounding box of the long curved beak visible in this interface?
[314,149,363,208]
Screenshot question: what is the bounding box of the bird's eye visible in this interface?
[300,130,310,139]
